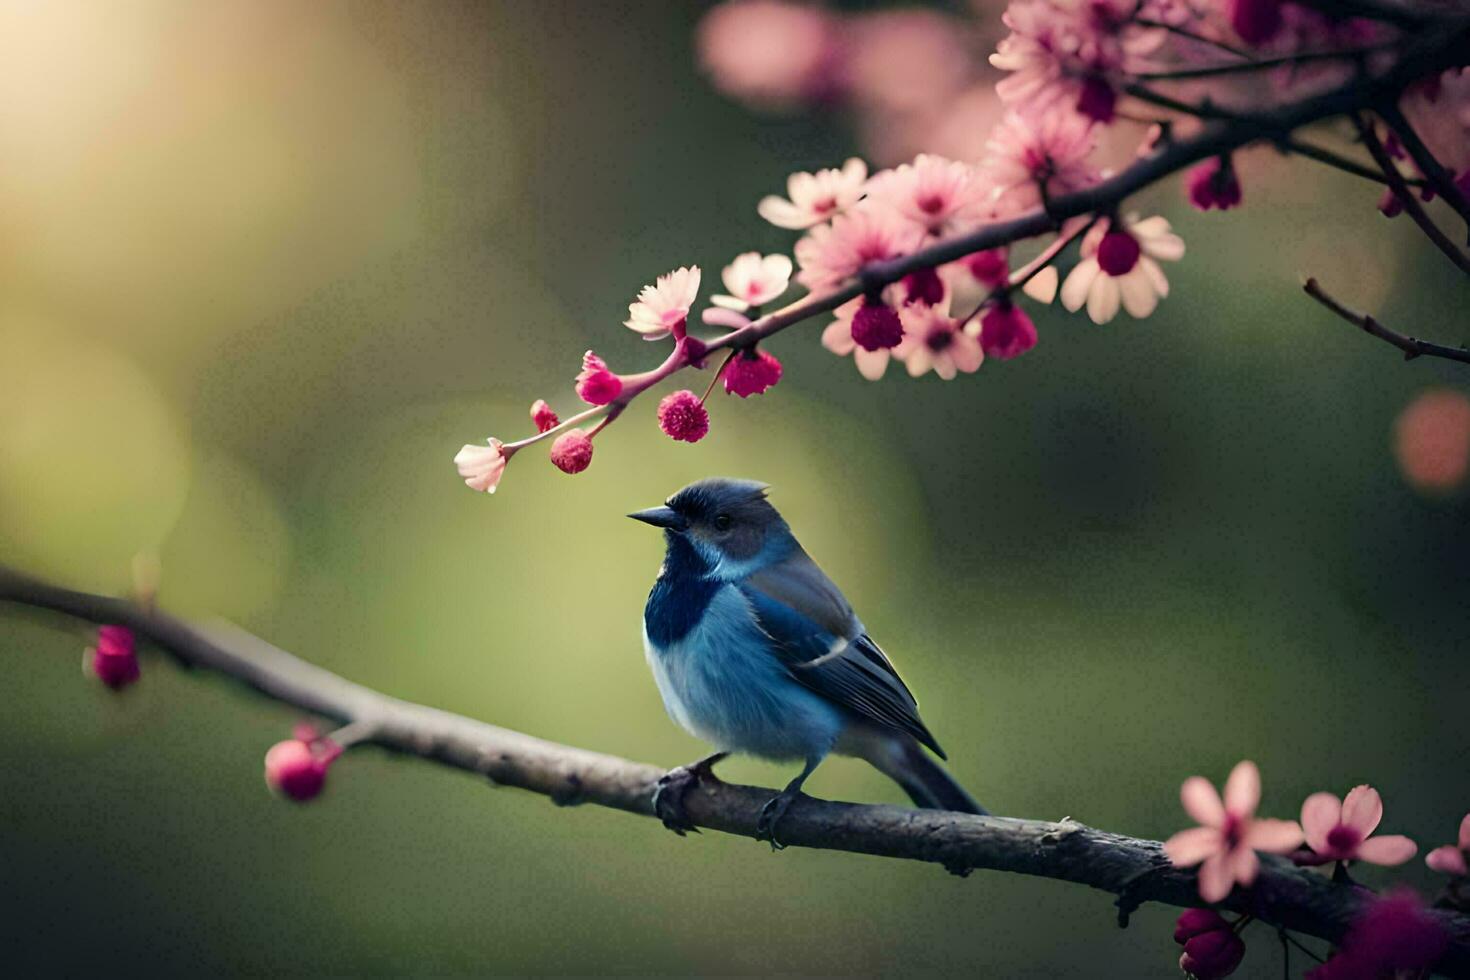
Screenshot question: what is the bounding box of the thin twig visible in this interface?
[1378,100,1470,241]
[1132,44,1393,82]
[1353,112,1470,276]
[1281,138,1427,186]
[2,561,1469,972]
[1303,276,1470,363]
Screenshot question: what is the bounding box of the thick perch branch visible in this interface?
[3,563,1468,973]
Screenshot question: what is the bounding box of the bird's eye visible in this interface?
[713,514,732,531]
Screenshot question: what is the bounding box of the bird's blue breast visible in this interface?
[643,533,721,647]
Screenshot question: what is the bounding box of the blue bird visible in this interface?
[631,477,986,844]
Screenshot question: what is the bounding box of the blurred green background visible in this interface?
[1,1,1467,976]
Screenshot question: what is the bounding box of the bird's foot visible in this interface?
[755,789,801,851]
[653,752,727,836]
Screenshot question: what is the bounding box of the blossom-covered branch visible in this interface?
[456,3,1470,495]
[3,560,1468,975]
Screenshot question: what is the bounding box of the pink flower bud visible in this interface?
[549,429,594,473]
[850,297,904,351]
[1179,928,1245,980]
[575,350,624,406]
[657,390,710,443]
[966,248,1009,288]
[1229,0,1282,45]
[88,625,139,690]
[902,267,945,306]
[979,302,1037,360]
[530,399,560,433]
[1174,908,1231,945]
[1076,75,1116,123]
[723,349,783,398]
[1378,187,1405,218]
[1186,158,1243,212]
[1096,230,1141,276]
[264,736,341,802]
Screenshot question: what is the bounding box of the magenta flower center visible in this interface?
[926,327,953,353]
[1097,230,1141,276]
[1326,824,1362,855]
[917,193,945,214]
[1221,813,1244,850]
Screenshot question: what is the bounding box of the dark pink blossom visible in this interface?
[1186,158,1243,212]
[1179,927,1245,980]
[1230,0,1284,45]
[966,248,1009,288]
[265,735,342,802]
[1306,889,1450,979]
[657,390,710,443]
[549,430,594,474]
[850,297,905,351]
[530,399,560,433]
[576,351,624,406]
[89,625,139,690]
[902,267,946,306]
[979,301,1037,360]
[723,349,783,398]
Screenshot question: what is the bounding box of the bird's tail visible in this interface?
[862,733,988,815]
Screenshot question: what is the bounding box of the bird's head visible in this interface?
[629,478,790,576]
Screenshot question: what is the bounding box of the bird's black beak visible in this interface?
[628,505,687,531]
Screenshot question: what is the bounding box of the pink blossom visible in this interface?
[982,111,1098,211]
[710,252,793,311]
[896,298,984,380]
[89,625,140,690]
[549,430,594,474]
[822,296,901,381]
[1186,157,1243,211]
[575,350,624,406]
[865,154,990,237]
[1426,813,1470,876]
[1306,889,1449,979]
[1298,785,1417,866]
[1061,214,1183,323]
[794,206,924,291]
[758,158,868,230]
[978,301,1038,360]
[657,390,710,443]
[625,266,701,341]
[723,348,783,397]
[696,0,840,110]
[454,439,507,494]
[530,399,560,433]
[264,735,342,802]
[1163,760,1305,902]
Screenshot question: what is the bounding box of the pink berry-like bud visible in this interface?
[1229,0,1282,45]
[1378,187,1405,218]
[902,267,945,306]
[1174,908,1231,945]
[530,399,560,433]
[850,298,904,351]
[89,625,139,690]
[723,349,783,398]
[1096,230,1141,276]
[549,429,594,473]
[1076,75,1116,123]
[264,737,341,802]
[1186,158,1243,212]
[657,390,710,443]
[979,302,1037,360]
[1179,928,1245,980]
[575,351,624,406]
[966,248,1009,288]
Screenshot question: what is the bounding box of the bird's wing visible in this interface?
[739,549,945,758]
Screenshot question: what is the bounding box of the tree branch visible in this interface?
[1353,111,1470,276]
[1302,276,1470,362]
[3,562,1469,973]
[1377,99,1470,240]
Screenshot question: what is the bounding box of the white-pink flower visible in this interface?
[794,206,925,291]
[758,158,869,230]
[1299,785,1417,866]
[865,154,991,237]
[982,110,1098,211]
[710,252,793,311]
[1163,760,1305,903]
[454,438,507,494]
[1060,214,1183,324]
[821,295,901,381]
[896,296,984,380]
[625,266,701,340]
[1426,813,1470,877]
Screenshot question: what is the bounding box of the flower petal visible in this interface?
[1243,818,1304,854]
[758,195,816,230]
[1197,852,1235,902]
[1300,792,1342,853]
[1118,268,1158,319]
[1086,274,1120,324]
[1165,826,1221,867]
[1427,844,1469,876]
[709,294,750,312]
[1356,835,1417,866]
[1341,785,1383,837]
[1181,776,1225,828]
[1223,761,1260,818]
[1060,258,1098,312]
[1023,266,1058,304]
[854,347,889,381]
[1228,845,1259,886]
[821,319,855,355]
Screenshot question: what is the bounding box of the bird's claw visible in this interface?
[755,790,799,851]
[652,755,724,836]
